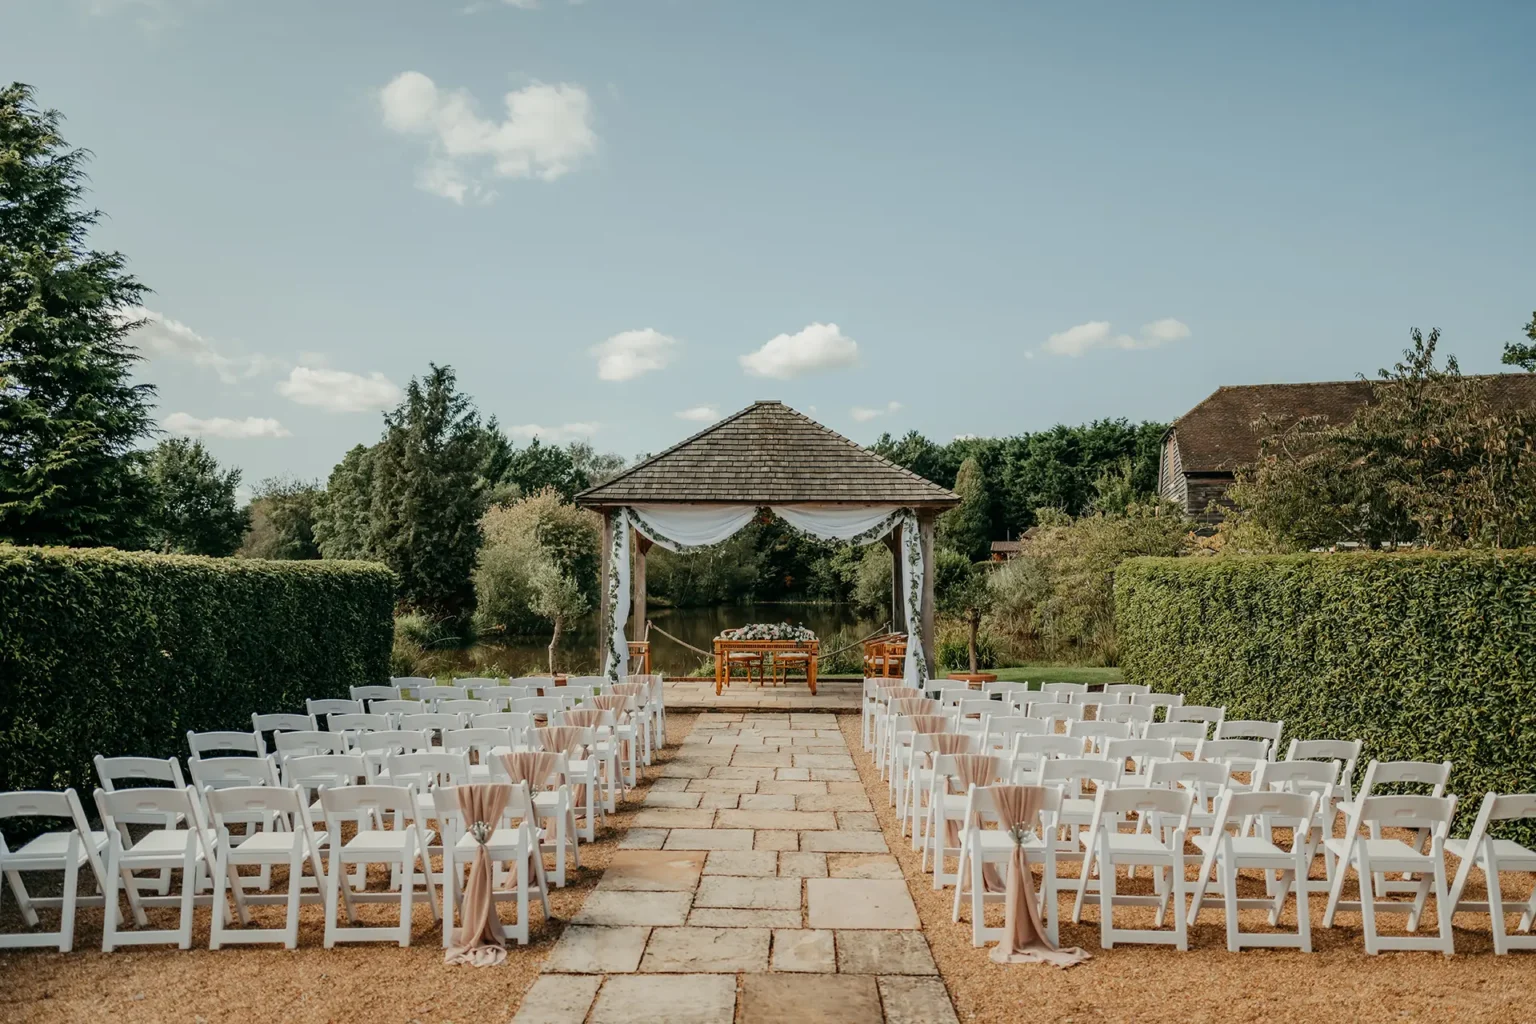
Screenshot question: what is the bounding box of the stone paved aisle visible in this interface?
[514,711,960,1024]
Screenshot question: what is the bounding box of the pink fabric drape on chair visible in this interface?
[947,754,1003,892]
[986,785,1090,968]
[444,783,512,966]
[891,697,940,717]
[887,687,923,700]
[561,709,605,729]
[909,715,949,735]
[532,727,588,815]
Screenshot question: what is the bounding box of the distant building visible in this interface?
[989,540,1022,561]
[1158,376,1536,525]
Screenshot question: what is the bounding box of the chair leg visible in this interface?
[4,865,39,927]
[1431,858,1454,956]
[59,855,80,953]
[177,846,197,950]
[1358,853,1378,955]
[210,851,229,950]
[1221,857,1241,952]
[102,848,121,952]
[285,847,303,949]
[1098,853,1116,949]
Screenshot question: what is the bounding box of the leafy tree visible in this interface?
[369,365,491,617]
[1501,310,1536,372]
[528,555,590,674]
[240,475,321,559]
[143,438,248,556]
[312,443,376,560]
[934,548,994,672]
[474,487,600,639]
[0,82,156,547]
[939,456,990,562]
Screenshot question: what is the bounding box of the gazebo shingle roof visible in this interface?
[575,401,959,507]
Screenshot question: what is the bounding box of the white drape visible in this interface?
[602,503,929,684]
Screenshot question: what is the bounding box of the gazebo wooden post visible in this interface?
[918,511,937,678]
[632,532,652,640]
[884,526,905,629]
[598,508,614,668]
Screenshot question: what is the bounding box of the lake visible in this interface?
[440,602,890,677]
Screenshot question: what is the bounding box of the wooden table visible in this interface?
[628,641,651,676]
[714,638,820,696]
[863,635,907,679]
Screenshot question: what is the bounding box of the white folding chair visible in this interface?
[493,753,580,888]
[903,733,974,843]
[952,784,1062,948]
[1102,683,1151,703]
[94,785,217,950]
[443,727,514,780]
[534,727,603,840]
[187,729,264,759]
[1332,759,1452,899]
[1216,719,1283,760]
[355,730,432,780]
[369,698,427,720]
[273,730,350,764]
[1168,704,1225,740]
[1286,738,1363,801]
[206,785,328,949]
[1067,719,1131,757]
[1446,791,1536,954]
[326,712,392,735]
[1186,789,1319,951]
[1195,739,1272,788]
[417,685,467,706]
[1103,738,1174,785]
[1129,691,1185,722]
[390,676,433,698]
[439,699,496,719]
[251,713,313,737]
[1323,794,1457,954]
[1040,757,1121,872]
[1041,682,1088,698]
[1076,787,1192,950]
[923,753,1003,889]
[467,685,527,710]
[1098,703,1153,738]
[319,784,440,946]
[93,754,188,896]
[0,789,109,951]
[350,685,401,702]
[978,714,1046,758]
[513,696,565,725]
[1007,734,1082,786]
[1142,759,1227,858]
[473,712,533,747]
[434,783,550,947]
[306,698,364,722]
[1145,720,1208,757]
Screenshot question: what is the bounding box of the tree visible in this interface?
[934,549,994,673]
[369,365,491,618]
[528,554,590,674]
[1501,310,1536,372]
[239,475,321,559]
[144,438,248,556]
[939,456,990,562]
[0,83,157,547]
[474,487,600,639]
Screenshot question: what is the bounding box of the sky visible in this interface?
[4,0,1534,494]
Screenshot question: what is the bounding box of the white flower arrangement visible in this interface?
[719,622,817,642]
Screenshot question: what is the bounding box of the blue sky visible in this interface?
[5,0,1534,491]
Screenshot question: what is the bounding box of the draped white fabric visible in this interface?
[628,504,760,552]
[772,503,903,541]
[602,502,928,683]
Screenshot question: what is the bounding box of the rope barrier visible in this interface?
[644,620,895,661]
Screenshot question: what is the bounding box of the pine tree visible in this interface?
[939,456,991,562]
[0,83,156,547]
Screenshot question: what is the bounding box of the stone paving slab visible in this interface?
[534,711,959,1024]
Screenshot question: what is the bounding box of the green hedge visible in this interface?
[0,545,397,795]
[1115,550,1536,835]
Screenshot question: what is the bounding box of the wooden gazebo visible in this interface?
[574,400,959,676]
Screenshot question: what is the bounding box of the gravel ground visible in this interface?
[837,716,1529,1024]
[0,713,697,1024]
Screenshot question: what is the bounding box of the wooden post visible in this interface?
[598,509,613,668]
[632,533,652,640]
[884,526,905,629]
[918,511,936,678]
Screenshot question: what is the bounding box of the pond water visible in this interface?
[436,602,890,677]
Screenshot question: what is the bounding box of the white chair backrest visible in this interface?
[399,712,465,735]
[1040,757,1119,798]
[205,784,309,837]
[1147,757,1229,802]
[957,699,995,721]
[1216,719,1283,756]
[1196,738,1270,766]
[1066,719,1131,753]
[1102,683,1151,702]
[1144,721,1208,744]
[439,699,496,717]
[453,677,501,690]
[1097,785,1191,822]
[327,713,393,734]
[931,753,1001,789]
[0,789,104,881]
[354,730,432,777]
[1011,734,1083,762]
[566,675,609,689]
[1285,738,1363,795]
[95,754,186,792]
[1041,682,1088,696]
[936,688,971,709]
[472,712,533,736]
[1168,704,1225,736]
[984,680,1032,697]
[187,730,264,758]
[513,696,565,719]
[350,685,401,702]
[390,677,433,696]
[981,715,1046,749]
[1103,738,1175,779]
[252,713,312,735]
[417,685,467,705]
[964,783,1063,831]
[1209,789,1318,840]
[385,751,472,790]
[317,783,417,826]
[189,754,279,790]
[442,727,510,761]
[282,753,368,792]
[1129,691,1184,708]
[273,730,349,760]
[467,685,527,708]
[518,677,557,693]
[95,784,205,832]
[1036,701,1085,723]
[1357,759,1452,798]
[1099,704,1153,729]
[306,698,364,718]
[1254,759,1338,796]
[369,699,427,718]
[1349,794,1457,838]
[432,781,535,834]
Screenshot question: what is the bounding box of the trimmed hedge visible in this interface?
[1115,550,1536,835]
[0,545,396,795]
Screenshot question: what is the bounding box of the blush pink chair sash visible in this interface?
[500,751,559,788]
[891,697,940,717]
[444,783,512,966]
[947,754,1003,891]
[987,785,1090,968]
[887,687,923,700]
[909,715,949,735]
[534,726,585,757]
[613,683,646,698]
[561,709,605,729]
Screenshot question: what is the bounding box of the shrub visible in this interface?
[936,620,1002,672]
[1115,550,1536,837]
[0,545,396,795]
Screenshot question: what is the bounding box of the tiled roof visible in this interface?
[575,401,959,507]
[1171,375,1536,474]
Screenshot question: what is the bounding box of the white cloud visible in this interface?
[676,405,719,422]
[163,412,289,440]
[276,367,402,413]
[592,328,678,381]
[849,400,902,423]
[739,322,859,379]
[379,71,597,203]
[119,306,274,383]
[1041,318,1190,357]
[508,422,599,442]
